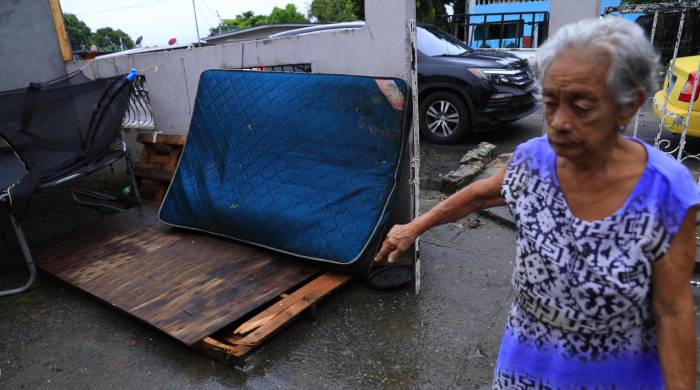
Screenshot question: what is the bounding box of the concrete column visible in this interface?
[366,0,416,30]
[549,0,601,36]
[0,1,66,90]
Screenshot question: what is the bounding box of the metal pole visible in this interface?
[530,12,535,48]
[533,23,539,48]
[464,0,470,43]
[124,146,143,211]
[654,10,686,150]
[499,14,504,48]
[409,19,421,295]
[632,10,659,138]
[650,10,660,47]
[517,13,522,48]
[0,215,37,297]
[677,57,700,161]
[192,0,201,44]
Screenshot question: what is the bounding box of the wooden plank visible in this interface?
[134,163,175,182]
[48,0,72,62]
[234,312,282,336]
[231,273,350,346]
[233,273,349,337]
[35,206,321,345]
[139,185,165,204]
[142,148,178,167]
[137,133,187,146]
[198,272,350,364]
[136,178,169,204]
[199,337,249,365]
[135,134,185,185]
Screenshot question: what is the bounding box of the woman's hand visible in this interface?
[374,223,420,263]
[373,160,510,264]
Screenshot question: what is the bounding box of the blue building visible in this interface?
[463,0,635,49]
[466,0,550,49]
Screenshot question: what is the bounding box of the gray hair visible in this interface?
[533,16,659,108]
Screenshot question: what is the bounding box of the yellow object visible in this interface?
[652,55,700,137]
[49,0,72,62]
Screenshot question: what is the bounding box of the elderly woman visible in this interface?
[377,17,698,388]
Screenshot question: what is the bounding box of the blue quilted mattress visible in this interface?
[159,70,410,274]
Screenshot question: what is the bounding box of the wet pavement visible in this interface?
[1,107,700,389]
[0,196,515,389]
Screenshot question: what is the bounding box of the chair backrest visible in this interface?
[0,71,132,218]
[0,71,131,176]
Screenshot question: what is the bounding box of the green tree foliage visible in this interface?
[63,13,92,51]
[268,4,308,24]
[209,4,308,36]
[92,27,135,51]
[416,0,456,25]
[63,13,134,51]
[305,0,455,25]
[309,0,358,23]
[221,11,268,31]
[433,0,450,17]
[415,0,451,32]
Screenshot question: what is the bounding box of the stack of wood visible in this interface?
[134,133,186,204]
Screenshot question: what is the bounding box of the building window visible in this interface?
[476,0,541,5]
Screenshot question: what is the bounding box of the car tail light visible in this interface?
[679,71,699,103]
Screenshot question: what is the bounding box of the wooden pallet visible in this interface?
[199,272,351,364]
[35,206,351,364]
[134,133,186,204]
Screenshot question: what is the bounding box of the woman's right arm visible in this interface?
[375,160,510,263]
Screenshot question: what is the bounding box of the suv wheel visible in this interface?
[419,91,470,144]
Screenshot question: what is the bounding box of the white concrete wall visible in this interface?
[549,0,601,36]
[67,0,416,135]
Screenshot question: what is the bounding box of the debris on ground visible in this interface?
[440,143,503,193]
[441,142,497,193]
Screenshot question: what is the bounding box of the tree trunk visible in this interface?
[432,0,449,30]
[453,0,466,40]
[417,0,436,23]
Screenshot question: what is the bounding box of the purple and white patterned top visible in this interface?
[495,135,700,389]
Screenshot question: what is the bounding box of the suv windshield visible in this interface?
[417,26,472,56]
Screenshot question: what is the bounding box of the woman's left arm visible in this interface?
[652,206,697,390]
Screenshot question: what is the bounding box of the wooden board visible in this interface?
[49,0,72,62]
[199,272,351,364]
[135,134,186,204]
[35,206,321,345]
[136,133,187,146]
